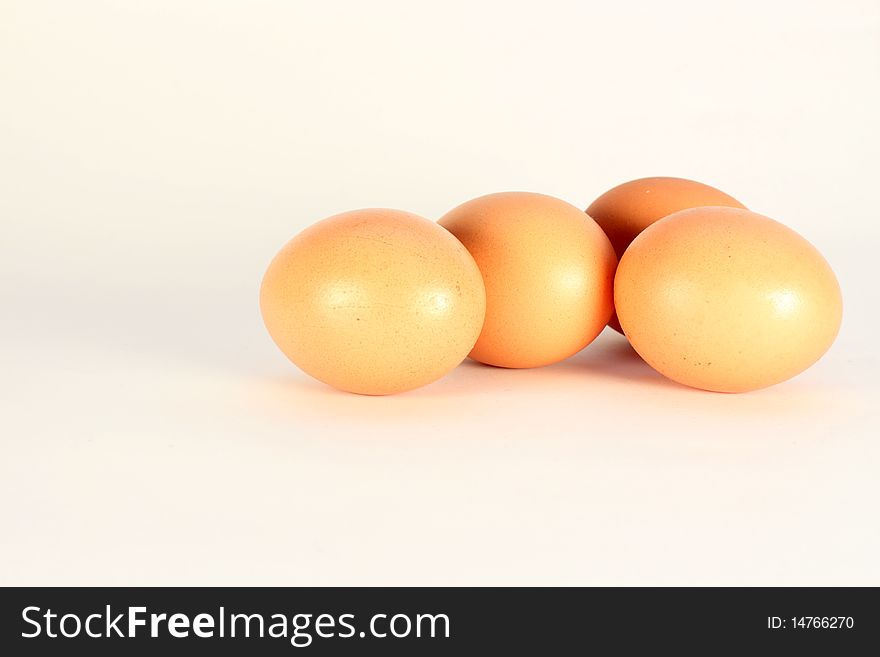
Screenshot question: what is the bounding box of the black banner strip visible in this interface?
[1,587,876,654]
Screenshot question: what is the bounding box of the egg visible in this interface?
[439,192,616,368]
[614,207,842,392]
[260,209,486,395]
[587,177,746,331]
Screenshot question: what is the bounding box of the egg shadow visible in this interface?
[442,329,690,395]
[256,329,696,420]
[554,330,692,391]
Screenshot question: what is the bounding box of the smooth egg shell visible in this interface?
[614,207,842,392]
[260,209,486,395]
[440,192,616,368]
[587,176,745,332]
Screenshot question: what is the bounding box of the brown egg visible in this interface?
[260,209,486,395]
[615,207,842,392]
[587,177,746,332]
[439,192,616,368]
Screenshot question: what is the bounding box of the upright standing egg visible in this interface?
[439,192,617,368]
[614,207,842,392]
[587,177,746,331]
[260,209,486,395]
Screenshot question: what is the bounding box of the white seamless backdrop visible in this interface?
[1,0,878,585]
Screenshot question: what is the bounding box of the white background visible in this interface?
[1,0,878,585]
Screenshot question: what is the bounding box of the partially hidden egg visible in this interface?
[587,176,746,332]
[614,207,842,393]
[260,209,486,395]
[439,192,617,368]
